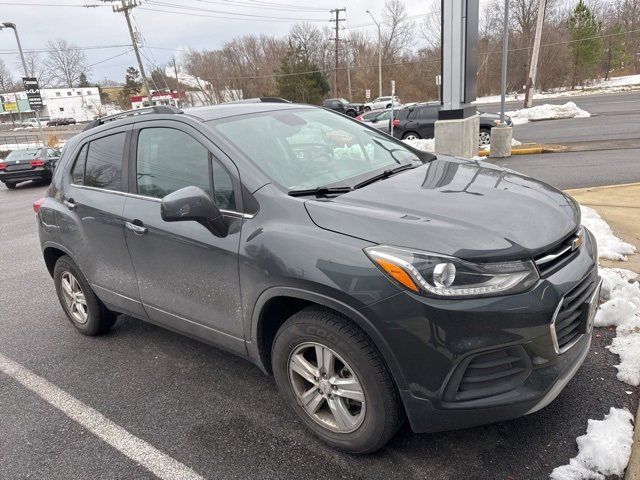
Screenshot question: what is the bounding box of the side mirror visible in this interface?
[161,186,228,237]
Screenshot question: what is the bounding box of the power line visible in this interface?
[138,6,328,23]
[87,48,134,68]
[192,0,327,13]
[0,1,105,6]
[145,0,328,21]
[0,44,131,54]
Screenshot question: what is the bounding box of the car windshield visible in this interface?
[338,98,350,105]
[5,149,39,161]
[209,107,421,191]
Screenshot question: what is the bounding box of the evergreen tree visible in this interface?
[78,72,91,88]
[602,24,628,80]
[117,67,143,109]
[276,45,329,104]
[568,0,603,87]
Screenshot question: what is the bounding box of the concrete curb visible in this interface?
[625,405,640,480]
[478,145,544,157]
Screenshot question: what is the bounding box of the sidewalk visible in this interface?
[566,182,640,274]
[566,183,640,480]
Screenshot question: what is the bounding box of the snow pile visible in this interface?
[580,206,637,261]
[506,102,591,125]
[403,138,434,153]
[550,407,634,480]
[479,137,523,151]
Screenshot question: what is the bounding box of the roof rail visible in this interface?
[225,97,291,104]
[83,105,183,131]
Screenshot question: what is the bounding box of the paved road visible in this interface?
[478,91,640,189]
[0,183,637,479]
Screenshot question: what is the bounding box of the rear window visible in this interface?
[84,133,126,191]
[5,149,39,161]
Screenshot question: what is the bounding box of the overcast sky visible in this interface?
[0,0,436,84]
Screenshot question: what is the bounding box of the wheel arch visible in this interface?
[248,287,408,393]
[42,242,76,277]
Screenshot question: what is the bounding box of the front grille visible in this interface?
[444,346,531,402]
[535,229,582,277]
[552,272,597,352]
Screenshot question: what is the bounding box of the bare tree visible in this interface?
[421,2,441,50]
[0,59,15,92]
[44,38,89,88]
[17,51,51,87]
[382,0,415,60]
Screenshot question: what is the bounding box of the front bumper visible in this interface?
[359,229,600,433]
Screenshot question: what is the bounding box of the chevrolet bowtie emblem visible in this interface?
[571,230,584,251]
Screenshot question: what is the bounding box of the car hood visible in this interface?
[480,111,512,123]
[304,157,580,261]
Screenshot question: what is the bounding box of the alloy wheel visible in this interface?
[403,134,418,141]
[60,271,88,324]
[288,342,366,433]
[479,130,491,146]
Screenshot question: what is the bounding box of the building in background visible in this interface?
[0,87,102,122]
[131,90,185,109]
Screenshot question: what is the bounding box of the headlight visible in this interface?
[365,245,539,298]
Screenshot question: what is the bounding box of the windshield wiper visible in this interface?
[353,163,418,190]
[288,186,353,197]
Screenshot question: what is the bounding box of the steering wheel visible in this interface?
[290,143,336,164]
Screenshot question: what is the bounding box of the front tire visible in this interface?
[54,255,117,336]
[272,307,403,454]
[345,110,357,118]
[4,182,16,189]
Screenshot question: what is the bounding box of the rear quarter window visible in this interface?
[84,132,126,191]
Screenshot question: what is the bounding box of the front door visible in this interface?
[122,122,245,352]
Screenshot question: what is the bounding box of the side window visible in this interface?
[84,133,125,191]
[71,144,88,185]
[136,127,236,210]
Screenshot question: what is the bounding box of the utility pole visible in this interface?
[104,0,152,102]
[523,0,547,108]
[366,10,382,98]
[172,57,181,107]
[330,8,346,98]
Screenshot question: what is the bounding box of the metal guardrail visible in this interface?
[0,134,43,152]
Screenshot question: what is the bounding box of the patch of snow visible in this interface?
[598,74,640,89]
[609,333,640,386]
[479,137,523,151]
[475,74,640,105]
[403,138,434,153]
[581,206,637,261]
[550,407,634,480]
[506,102,590,125]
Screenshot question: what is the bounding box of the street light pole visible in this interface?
[366,10,382,98]
[1,22,46,145]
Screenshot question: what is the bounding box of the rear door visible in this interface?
[121,121,245,352]
[57,125,144,317]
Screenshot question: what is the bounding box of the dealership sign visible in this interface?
[22,77,44,109]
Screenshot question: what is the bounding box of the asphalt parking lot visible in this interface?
[0,180,637,480]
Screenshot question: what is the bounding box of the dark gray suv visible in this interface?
[35,104,601,454]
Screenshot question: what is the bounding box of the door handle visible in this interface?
[63,198,76,210]
[125,220,148,235]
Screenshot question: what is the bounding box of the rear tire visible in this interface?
[4,182,16,189]
[54,255,117,336]
[402,132,420,141]
[272,306,403,454]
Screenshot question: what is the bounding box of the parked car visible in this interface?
[392,102,512,146]
[363,95,402,112]
[356,109,392,133]
[322,98,364,117]
[36,104,599,454]
[47,117,76,127]
[0,147,60,189]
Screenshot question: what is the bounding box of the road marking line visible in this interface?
[0,353,205,480]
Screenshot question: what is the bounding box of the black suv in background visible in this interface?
[393,102,512,145]
[48,117,77,127]
[323,98,365,117]
[36,104,599,454]
[0,147,60,189]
